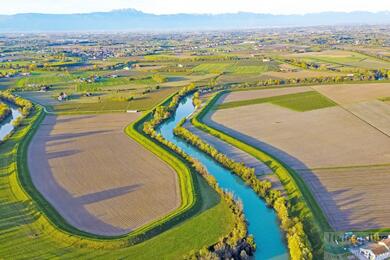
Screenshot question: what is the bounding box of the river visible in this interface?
[156,95,288,259]
[0,102,22,141]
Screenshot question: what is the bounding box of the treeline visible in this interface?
[174,93,313,260]
[0,102,11,121]
[283,58,390,78]
[0,91,33,143]
[0,91,32,116]
[223,71,389,90]
[142,85,256,258]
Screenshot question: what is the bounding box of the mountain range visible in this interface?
[0,9,389,32]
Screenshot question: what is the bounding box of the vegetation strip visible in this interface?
[218,90,336,111]
[192,91,333,258]
[0,102,11,121]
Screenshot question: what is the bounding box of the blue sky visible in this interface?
[1,0,389,15]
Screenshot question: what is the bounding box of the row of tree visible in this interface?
[0,102,11,121]
[224,71,389,90]
[142,85,256,258]
[0,91,33,144]
[0,91,32,116]
[174,97,312,259]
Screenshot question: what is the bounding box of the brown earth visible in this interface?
[312,83,390,105]
[298,165,390,230]
[28,113,180,236]
[209,103,390,168]
[205,86,390,230]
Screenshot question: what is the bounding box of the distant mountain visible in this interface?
[0,9,389,32]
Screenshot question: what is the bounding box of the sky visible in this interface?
[1,0,390,15]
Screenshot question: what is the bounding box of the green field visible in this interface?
[192,62,274,74]
[218,91,336,111]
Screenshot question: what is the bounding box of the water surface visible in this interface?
[156,95,288,259]
[0,102,22,141]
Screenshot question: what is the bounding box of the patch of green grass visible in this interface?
[379,96,390,102]
[0,102,234,258]
[53,87,179,114]
[192,63,232,74]
[218,91,336,111]
[192,62,275,75]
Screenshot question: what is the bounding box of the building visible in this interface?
[359,238,390,260]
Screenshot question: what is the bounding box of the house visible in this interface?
[57,92,68,102]
[359,239,390,260]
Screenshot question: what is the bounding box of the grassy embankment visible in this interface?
[0,94,234,258]
[192,91,333,258]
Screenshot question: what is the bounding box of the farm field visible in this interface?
[298,165,390,230]
[18,86,179,113]
[222,86,312,103]
[262,69,346,79]
[28,113,181,236]
[2,25,390,259]
[286,50,390,69]
[313,83,390,136]
[205,86,390,230]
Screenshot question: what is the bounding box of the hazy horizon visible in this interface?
[1,0,390,15]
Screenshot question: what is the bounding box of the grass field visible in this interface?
[218,90,336,111]
[19,86,179,113]
[0,105,234,258]
[192,62,274,74]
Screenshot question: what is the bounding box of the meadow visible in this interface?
[218,90,336,111]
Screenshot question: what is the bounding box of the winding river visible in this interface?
[156,95,288,259]
[0,102,22,141]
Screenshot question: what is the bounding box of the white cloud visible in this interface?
[1,0,389,15]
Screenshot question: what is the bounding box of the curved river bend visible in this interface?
[156,95,288,259]
[0,102,22,141]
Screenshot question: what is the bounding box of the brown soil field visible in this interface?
[346,100,390,136]
[312,83,390,105]
[298,165,390,230]
[209,103,390,168]
[28,113,180,236]
[223,86,311,103]
[205,87,390,230]
[313,83,390,137]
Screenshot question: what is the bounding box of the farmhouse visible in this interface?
[359,239,390,260]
